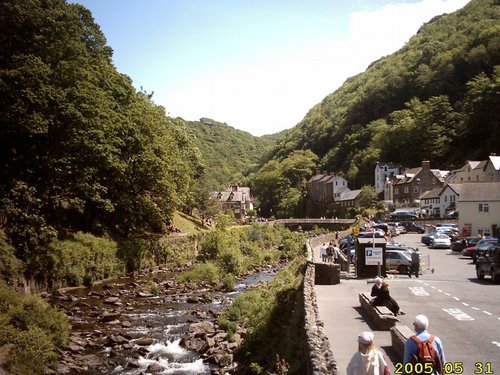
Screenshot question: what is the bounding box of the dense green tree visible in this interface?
[0,0,203,271]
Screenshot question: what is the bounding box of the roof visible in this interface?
[442,183,465,196]
[419,188,443,200]
[213,191,244,203]
[486,155,500,171]
[338,189,362,201]
[458,182,500,202]
[308,174,327,183]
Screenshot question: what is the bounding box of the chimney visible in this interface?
[421,160,430,170]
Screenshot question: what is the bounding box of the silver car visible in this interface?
[385,249,412,274]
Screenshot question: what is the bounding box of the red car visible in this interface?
[462,238,498,263]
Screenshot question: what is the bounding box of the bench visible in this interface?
[358,292,399,330]
[390,325,414,360]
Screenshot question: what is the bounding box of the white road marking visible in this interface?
[453,297,460,301]
[442,308,475,321]
[483,311,493,316]
[409,287,430,296]
[472,307,480,310]
[437,289,443,292]
[492,341,500,348]
[445,292,451,296]
[462,302,469,306]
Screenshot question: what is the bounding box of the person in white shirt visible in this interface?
[320,243,328,262]
[347,331,389,375]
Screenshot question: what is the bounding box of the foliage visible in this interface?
[0,282,70,374]
[30,232,122,287]
[249,150,318,218]
[262,0,499,194]
[0,0,203,274]
[0,231,24,284]
[185,118,277,190]
[178,262,221,284]
[217,256,307,374]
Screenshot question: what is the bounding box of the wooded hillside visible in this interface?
[267,0,499,188]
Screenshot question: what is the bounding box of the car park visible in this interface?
[400,222,425,234]
[475,245,500,283]
[431,233,452,249]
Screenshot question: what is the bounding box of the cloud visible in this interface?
[161,0,470,136]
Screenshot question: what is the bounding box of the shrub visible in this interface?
[221,273,236,291]
[32,232,123,287]
[178,262,220,284]
[0,282,70,374]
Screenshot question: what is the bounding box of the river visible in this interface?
[49,264,283,374]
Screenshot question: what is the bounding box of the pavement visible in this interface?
[313,246,400,374]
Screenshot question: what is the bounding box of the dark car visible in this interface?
[390,212,419,221]
[462,237,499,263]
[401,221,425,234]
[451,236,480,252]
[476,245,500,283]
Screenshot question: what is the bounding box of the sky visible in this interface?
[72,0,470,136]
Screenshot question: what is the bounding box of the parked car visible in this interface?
[475,245,500,283]
[431,233,452,249]
[451,236,480,252]
[421,230,451,246]
[390,212,419,221]
[436,223,459,231]
[385,249,412,274]
[400,222,425,234]
[386,222,407,235]
[462,237,499,263]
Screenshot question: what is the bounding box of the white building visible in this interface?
[484,154,500,182]
[457,182,500,237]
[375,162,402,195]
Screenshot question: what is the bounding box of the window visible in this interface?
[404,186,409,194]
[413,186,419,193]
[478,203,489,212]
[445,196,447,202]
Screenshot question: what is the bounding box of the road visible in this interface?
[380,233,500,374]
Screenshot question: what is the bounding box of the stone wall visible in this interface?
[302,237,338,374]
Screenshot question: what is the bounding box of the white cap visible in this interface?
[414,314,429,330]
[357,331,374,345]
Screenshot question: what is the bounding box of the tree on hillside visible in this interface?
[0,0,202,265]
[250,150,317,218]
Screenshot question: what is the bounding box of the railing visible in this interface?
[275,218,355,225]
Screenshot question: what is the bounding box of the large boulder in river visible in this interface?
[188,321,215,336]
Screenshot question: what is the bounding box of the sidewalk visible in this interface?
[313,246,399,373]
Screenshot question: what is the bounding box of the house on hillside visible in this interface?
[212,184,253,219]
[390,161,447,207]
[336,189,362,208]
[374,162,403,196]
[306,171,348,203]
[484,154,500,181]
[457,182,500,237]
[419,184,462,219]
[445,160,486,183]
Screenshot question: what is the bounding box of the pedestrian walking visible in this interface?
[403,315,445,375]
[409,249,420,278]
[320,243,328,262]
[347,331,390,375]
[327,242,334,263]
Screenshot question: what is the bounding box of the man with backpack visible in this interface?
[403,315,446,374]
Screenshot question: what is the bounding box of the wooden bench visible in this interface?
[390,325,414,360]
[358,292,399,330]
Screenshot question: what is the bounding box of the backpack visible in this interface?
[411,335,443,374]
[327,246,334,256]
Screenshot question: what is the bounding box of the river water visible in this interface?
[52,265,282,374]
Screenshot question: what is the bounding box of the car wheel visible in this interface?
[476,268,484,280]
[398,265,409,274]
[492,268,500,284]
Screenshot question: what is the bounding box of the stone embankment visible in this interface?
[302,233,341,374]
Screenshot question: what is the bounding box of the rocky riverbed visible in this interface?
[43,264,283,374]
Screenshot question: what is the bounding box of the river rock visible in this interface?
[188,321,215,336]
[147,362,166,373]
[100,312,121,322]
[134,337,155,346]
[104,297,120,304]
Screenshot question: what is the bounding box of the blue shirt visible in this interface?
[403,329,446,374]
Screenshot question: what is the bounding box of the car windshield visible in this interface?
[435,234,450,240]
